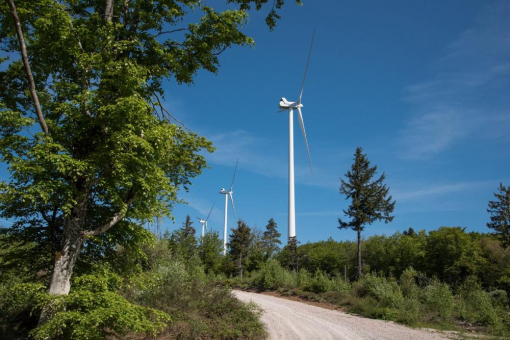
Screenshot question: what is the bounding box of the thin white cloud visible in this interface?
[206,129,348,189]
[398,2,510,160]
[392,180,492,202]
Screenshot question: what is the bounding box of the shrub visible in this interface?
[361,273,403,308]
[399,267,420,299]
[32,270,170,340]
[397,298,421,325]
[252,260,294,290]
[307,269,333,294]
[488,290,508,308]
[0,282,46,338]
[464,290,501,328]
[422,278,454,321]
[330,276,351,293]
[296,269,312,289]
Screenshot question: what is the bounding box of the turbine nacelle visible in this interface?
[219,188,231,194]
[279,97,303,109]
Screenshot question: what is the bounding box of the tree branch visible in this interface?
[84,190,135,237]
[154,28,186,37]
[7,0,49,134]
[153,92,191,131]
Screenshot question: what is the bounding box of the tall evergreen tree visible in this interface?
[228,219,252,278]
[487,183,510,248]
[168,215,197,262]
[261,218,282,259]
[198,231,223,274]
[338,147,395,278]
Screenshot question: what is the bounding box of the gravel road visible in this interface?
[234,290,455,340]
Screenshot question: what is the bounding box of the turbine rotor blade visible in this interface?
[229,192,236,219]
[298,29,315,104]
[230,158,239,190]
[205,203,215,222]
[297,107,313,173]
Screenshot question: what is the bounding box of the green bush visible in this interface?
[397,298,421,325]
[297,268,312,289]
[422,279,454,321]
[252,260,294,290]
[463,290,501,328]
[361,273,403,308]
[488,290,508,308]
[307,269,333,294]
[330,276,351,293]
[399,267,420,299]
[32,270,170,340]
[0,282,46,338]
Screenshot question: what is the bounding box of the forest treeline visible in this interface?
[2,212,510,338]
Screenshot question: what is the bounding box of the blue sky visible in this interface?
[2,1,510,244]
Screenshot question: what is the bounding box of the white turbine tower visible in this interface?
[278,30,315,243]
[197,204,214,238]
[220,160,238,255]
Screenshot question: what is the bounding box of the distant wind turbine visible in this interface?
[278,30,315,243]
[197,204,214,238]
[219,159,238,255]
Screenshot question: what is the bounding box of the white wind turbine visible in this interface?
[219,160,238,255]
[278,30,315,243]
[197,204,214,238]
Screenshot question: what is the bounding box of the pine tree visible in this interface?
[487,183,510,248]
[339,147,395,278]
[228,220,252,278]
[198,231,224,274]
[168,215,197,262]
[261,218,282,259]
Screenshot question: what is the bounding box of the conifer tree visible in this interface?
[487,183,510,248]
[228,220,252,277]
[338,147,395,278]
[198,231,224,274]
[261,218,282,259]
[168,215,197,262]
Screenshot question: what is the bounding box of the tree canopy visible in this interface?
[0,0,301,315]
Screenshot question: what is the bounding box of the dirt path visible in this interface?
[234,290,457,340]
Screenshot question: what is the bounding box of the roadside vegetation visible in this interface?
[221,227,510,337]
[0,227,265,339]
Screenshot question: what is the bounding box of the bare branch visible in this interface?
[154,28,186,37]
[153,92,191,132]
[7,0,49,134]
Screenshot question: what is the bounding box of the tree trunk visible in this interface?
[39,193,88,324]
[239,254,243,278]
[357,227,362,278]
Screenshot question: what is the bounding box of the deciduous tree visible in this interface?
[0,0,299,323]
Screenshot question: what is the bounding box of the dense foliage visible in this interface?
[0,232,265,339]
[0,0,301,327]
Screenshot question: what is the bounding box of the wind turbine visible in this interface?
[219,160,238,255]
[197,204,214,238]
[278,30,315,243]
